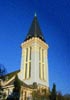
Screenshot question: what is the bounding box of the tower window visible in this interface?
[42,49,44,63]
[42,64,44,80]
[29,62,31,78]
[25,63,27,79]
[39,47,46,81]
[26,48,28,62]
[24,47,31,79]
[39,63,41,79]
[39,47,41,61]
[29,47,32,60]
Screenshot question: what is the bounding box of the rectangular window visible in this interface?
[25,63,27,79]
[39,63,41,79]
[42,49,44,63]
[29,47,31,60]
[39,47,43,80]
[26,48,28,62]
[24,47,31,79]
[29,62,31,78]
[39,47,41,61]
[39,47,45,81]
[42,64,44,80]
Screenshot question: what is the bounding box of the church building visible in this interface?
[1,14,49,100]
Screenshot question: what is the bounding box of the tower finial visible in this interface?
[34,12,37,17]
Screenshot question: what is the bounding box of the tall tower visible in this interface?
[19,14,49,88]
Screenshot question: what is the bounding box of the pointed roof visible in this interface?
[24,14,45,42]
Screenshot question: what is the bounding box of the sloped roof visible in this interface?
[24,14,45,42]
[4,70,37,89]
[4,70,33,89]
[5,70,20,80]
[4,75,33,89]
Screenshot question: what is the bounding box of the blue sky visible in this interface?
[0,0,70,95]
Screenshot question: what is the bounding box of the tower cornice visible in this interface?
[21,37,48,49]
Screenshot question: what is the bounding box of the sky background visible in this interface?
[0,0,70,95]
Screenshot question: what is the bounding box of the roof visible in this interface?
[5,70,20,80]
[4,75,34,89]
[24,14,45,42]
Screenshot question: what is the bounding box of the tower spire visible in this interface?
[24,14,45,42]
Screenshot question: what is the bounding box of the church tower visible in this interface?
[19,14,49,89]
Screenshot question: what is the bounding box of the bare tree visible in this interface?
[0,64,6,80]
[0,64,7,100]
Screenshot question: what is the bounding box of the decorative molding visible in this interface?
[21,37,48,49]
